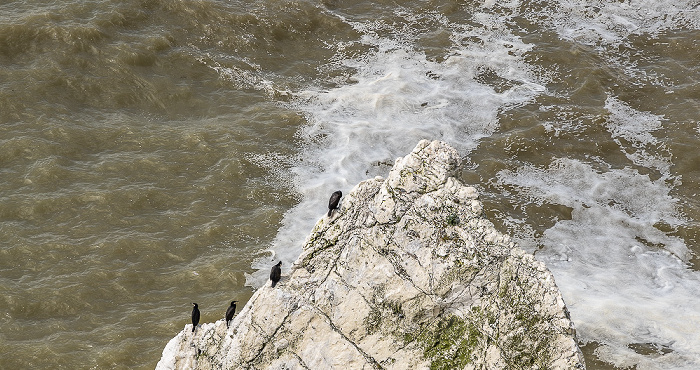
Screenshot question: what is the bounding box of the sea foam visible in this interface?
[498,156,700,368]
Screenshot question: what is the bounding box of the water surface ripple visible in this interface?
[1,0,699,368]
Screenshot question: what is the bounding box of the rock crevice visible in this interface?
[156,140,585,369]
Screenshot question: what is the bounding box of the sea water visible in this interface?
[1,0,698,368]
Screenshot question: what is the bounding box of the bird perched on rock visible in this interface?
[270,261,282,287]
[328,190,342,217]
[225,300,238,328]
[191,303,200,333]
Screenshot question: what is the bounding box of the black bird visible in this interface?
[225,300,238,328]
[191,303,200,333]
[270,261,282,288]
[328,190,342,217]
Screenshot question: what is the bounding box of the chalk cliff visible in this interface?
[156,140,585,369]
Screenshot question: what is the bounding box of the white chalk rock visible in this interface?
[156,140,585,370]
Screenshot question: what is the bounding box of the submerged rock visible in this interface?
[156,140,585,369]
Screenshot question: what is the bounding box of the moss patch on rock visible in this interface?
[408,314,482,370]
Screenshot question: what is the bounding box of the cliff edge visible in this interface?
[156,140,585,369]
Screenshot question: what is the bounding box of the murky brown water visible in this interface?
[1,0,699,368]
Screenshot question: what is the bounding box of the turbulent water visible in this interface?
[1,0,698,368]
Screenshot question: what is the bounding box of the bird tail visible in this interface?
[271,280,277,288]
[327,208,333,217]
[192,326,196,333]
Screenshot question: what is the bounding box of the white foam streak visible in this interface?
[545,0,700,46]
[604,96,673,175]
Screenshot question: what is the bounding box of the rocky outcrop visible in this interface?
[156,140,585,369]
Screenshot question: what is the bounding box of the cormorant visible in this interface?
[270,261,282,288]
[191,303,200,333]
[328,190,342,217]
[225,300,238,328]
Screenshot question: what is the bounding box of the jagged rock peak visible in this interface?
[156,140,585,370]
